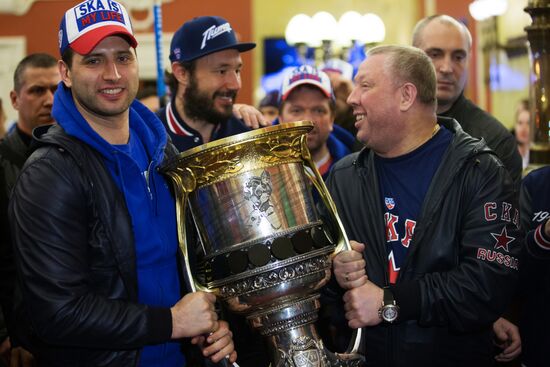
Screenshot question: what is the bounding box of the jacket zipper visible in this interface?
[145,160,154,200]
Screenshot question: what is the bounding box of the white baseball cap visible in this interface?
[280,65,334,102]
[58,0,137,55]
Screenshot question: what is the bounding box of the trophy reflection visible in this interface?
[162,121,364,367]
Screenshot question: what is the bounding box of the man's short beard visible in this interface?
[183,73,236,125]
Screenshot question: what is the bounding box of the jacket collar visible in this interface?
[354,116,490,168]
[439,92,466,119]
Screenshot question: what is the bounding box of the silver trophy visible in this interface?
[161,121,363,367]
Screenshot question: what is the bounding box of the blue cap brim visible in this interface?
[170,42,256,62]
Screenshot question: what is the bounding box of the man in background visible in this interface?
[258,90,279,124]
[159,16,266,153]
[412,15,521,189]
[0,53,59,367]
[278,65,352,179]
[412,15,523,363]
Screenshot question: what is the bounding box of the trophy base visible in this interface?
[248,295,365,367]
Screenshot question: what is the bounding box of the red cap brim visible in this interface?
[70,26,138,55]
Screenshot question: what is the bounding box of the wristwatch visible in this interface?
[378,287,399,323]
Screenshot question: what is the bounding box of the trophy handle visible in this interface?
[299,137,364,356]
[300,137,350,254]
[168,170,238,367]
[167,168,210,293]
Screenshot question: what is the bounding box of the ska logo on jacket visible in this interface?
[491,226,515,252]
[483,201,519,227]
[385,197,395,210]
[476,202,519,270]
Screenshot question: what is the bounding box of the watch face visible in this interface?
[381,305,399,322]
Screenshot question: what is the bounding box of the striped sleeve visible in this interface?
[534,221,550,250]
[526,218,550,259]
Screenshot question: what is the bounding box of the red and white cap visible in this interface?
[58,0,137,55]
[280,65,334,102]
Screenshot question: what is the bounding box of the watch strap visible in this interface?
[383,287,395,305]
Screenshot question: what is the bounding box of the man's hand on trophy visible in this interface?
[191,320,238,364]
[170,291,218,339]
[343,280,384,328]
[233,103,270,129]
[333,240,367,289]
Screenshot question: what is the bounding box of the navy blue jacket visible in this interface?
[519,166,550,367]
[273,118,353,179]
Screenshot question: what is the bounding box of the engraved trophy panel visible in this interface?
[189,162,318,257]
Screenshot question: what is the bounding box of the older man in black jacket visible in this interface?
[331,45,521,367]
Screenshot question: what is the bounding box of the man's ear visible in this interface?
[399,82,417,111]
[171,62,190,89]
[9,90,18,110]
[59,60,72,88]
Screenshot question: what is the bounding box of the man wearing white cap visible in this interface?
[278,65,353,179]
[8,1,236,366]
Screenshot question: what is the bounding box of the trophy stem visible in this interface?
[247,295,364,367]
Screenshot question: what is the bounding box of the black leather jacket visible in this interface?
[0,126,31,344]
[440,93,522,190]
[9,125,178,366]
[325,118,522,367]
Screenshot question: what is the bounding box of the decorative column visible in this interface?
[525,0,550,166]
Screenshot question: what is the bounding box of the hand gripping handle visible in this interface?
[299,137,364,356]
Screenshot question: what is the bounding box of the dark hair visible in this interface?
[259,90,280,109]
[515,98,530,121]
[13,53,58,92]
[367,45,437,107]
[61,47,75,70]
[168,60,197,94]
[518,98,529,111]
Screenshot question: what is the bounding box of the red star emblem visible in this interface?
[491,226,515,252]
